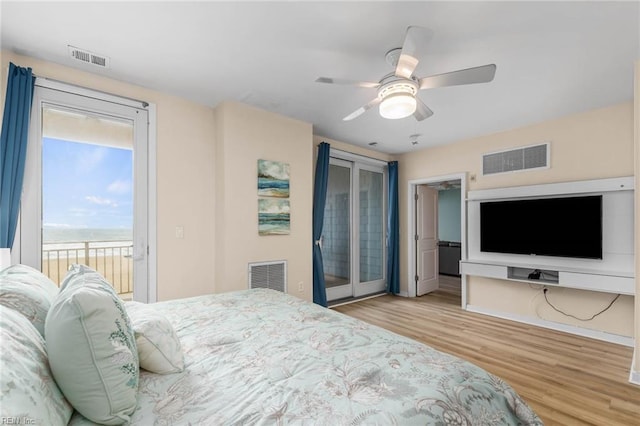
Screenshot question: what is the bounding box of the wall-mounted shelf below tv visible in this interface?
[507,267,559,284]
[460,260,635,295]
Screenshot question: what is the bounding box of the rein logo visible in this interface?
[1,418,35,425]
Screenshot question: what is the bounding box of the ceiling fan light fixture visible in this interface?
[377,80,419,120]
[379,92,417,119]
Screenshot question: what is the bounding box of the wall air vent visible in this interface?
[68,45,110,69]
[248,260,287,292]
[482,142,549,176]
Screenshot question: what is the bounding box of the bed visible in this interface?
[1,264,541,425]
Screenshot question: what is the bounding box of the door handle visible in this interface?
[128,243,145,261]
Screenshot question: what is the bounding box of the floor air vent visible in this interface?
[483,143,549,176]
[248,260,287,292]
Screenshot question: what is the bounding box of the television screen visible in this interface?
[480,195,602,259]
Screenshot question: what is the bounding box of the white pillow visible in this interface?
[126,301,185,374]
[46,265,138,425]
[0,264,59,336]
[0,305,73,424]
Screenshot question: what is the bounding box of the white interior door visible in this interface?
[416,185,439,296]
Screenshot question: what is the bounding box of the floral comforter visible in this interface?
[70,289,541,425]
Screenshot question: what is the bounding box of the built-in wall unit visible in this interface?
[461,176,635,344]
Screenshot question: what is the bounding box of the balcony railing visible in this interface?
[42,240,133,299]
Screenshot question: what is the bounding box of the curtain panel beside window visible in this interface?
[386,161,400,294]
[0,63,35,249]
[312,142,330,307]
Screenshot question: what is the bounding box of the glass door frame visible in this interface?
[324,150,388,302]
[354,162,387,298]
[17,79,156,302]
[324,158,353,301]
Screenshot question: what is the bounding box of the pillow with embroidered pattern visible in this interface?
[0,304,73,424]
[45,264,138,425]
[0,264,59,337]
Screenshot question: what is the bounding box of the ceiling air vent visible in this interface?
[482,142,549,176]
[68,45,110,69]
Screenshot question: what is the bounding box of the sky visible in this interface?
[258,159,289,180]
[258,198,290,215]
[42,137,133,230]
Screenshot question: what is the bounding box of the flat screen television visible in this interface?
[480,195,603,259]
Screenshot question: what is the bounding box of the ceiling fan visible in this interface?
[316,26,497,122]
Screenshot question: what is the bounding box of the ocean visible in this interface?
[43,228,133,255]
[258,178,289,198]
[258,213,290,235]
[43,227,133,243]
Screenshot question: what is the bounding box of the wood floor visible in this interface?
[333,281,639,425]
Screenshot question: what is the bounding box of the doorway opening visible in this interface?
[408,173,467,307]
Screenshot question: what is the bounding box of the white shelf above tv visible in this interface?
[464,177,635,296]
[467,176,633,201]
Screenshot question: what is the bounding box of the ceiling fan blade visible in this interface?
[315,77,380,89]
[343,97,382,121]
[414,98,434,121]
[395,26,432,79]
[419,64,497,90]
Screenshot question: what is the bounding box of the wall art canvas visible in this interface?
[258,159,290,198]
[258,198,290,235]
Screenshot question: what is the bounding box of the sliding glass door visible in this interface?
[323,159,353,300]
[358,166,386,295]
[323,157,386,302]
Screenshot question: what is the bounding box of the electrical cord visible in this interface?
[542,288,620,321]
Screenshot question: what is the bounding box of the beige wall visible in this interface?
[1,51,217,301]
[397,102,635,337]
[214,102,314,301]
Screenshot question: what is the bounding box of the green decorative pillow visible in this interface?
[0,264,59,337]
[45,264,139,425]
[0,305,73,424]
[126,301,185,374]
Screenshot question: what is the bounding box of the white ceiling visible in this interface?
[1,1,639,154]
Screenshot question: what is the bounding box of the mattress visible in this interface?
[70,288,541,425]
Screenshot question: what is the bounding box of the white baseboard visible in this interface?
[466,304,634,347]
[630,350,640,386]
[397,291,409,297]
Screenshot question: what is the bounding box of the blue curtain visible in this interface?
[386,161,400,294]
[312,142,330,306]
[0,63,35,249]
